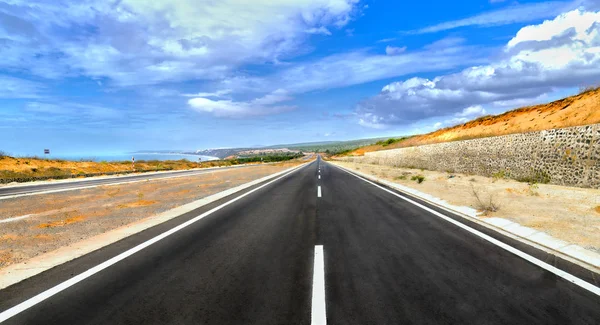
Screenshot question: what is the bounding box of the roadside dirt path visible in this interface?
[0,162,301,268]
[334,161,600,253]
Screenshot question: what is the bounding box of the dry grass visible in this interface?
[471,185,500,215]
[0,156,246,183]
[595,206,600,214]
[37,215,86,228]
[117,200,157,209]
[341,87,600,156]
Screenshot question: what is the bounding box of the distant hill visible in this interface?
[189,137,392,158]
[345,87,600,156]
[187,148,252,159]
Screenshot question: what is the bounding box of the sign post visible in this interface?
[132,156,135,171]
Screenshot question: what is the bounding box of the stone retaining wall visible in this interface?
[344,124,600,188]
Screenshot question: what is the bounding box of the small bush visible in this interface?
[492,170,506,182]
[528,182,540,196]
[395,175,407,180]
[471,185,500,215]
[0,150,7,158]
[517,169,551,184]
[578,84,600,95]
[411,175,425,183]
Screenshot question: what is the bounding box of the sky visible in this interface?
[1,0,600,155]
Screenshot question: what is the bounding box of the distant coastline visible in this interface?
[49,153,219,162]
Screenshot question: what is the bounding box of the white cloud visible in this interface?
[306,27,332,35]
[410,1,578,34]
[357,8,600,128]
[0,0,360,86]
[182,89,232,98]
[456,105,486,117]
[187,89,295,118]
[233,39,484,94]
[0,75,44,98]
[385,46,407,55]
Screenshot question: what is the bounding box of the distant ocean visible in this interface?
[50,153,219,162]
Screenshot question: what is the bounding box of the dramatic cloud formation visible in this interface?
[0,0,360,86]
[357,8,600,128]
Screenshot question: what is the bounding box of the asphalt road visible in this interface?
[0,164,254,198]
[0,157,599,324]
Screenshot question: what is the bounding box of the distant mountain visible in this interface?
[188,148,251,159]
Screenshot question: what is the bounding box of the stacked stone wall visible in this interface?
[345,124,600,188]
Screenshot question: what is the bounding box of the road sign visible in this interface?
[44,149,50,155]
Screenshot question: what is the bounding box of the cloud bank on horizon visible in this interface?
[1,0,599,154]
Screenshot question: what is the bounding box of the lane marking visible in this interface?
[311,245,327,325]
[332,163,600,297]
[0,215,33,223]
[318,175,321,180]
[317,186,322,198]
[0,162,312,323]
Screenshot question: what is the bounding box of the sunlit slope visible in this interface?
[347,87,600,155]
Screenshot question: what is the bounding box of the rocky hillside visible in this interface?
[346,87,600,155]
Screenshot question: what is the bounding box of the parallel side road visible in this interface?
[0,165,256,198]
[0,157,599,324]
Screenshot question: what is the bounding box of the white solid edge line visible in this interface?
[0,169,227,201]
[331,163,600,297]
[317,186,322,198]
[0,162,311,323]
[311,245,327,325]
[0,215,32,224]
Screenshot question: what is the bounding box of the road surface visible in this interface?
[0,165,255,199]
[0,157,599,324]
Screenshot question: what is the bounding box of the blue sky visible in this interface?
[1,0,600,155]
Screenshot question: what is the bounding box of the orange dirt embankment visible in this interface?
[344,87,600,156]
[0,156,248,183]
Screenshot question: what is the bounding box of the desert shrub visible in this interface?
[411,175,425,183]
[492,170,506,182]
[527,182,540,196]
[578,84,600,95]
[516,169,551,184]
[471,185,500,215]
[0,150,7,158]
[395,175,407,180]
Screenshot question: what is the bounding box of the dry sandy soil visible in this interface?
[0,155,245,183]
[334,161,600,253]
[345,87,600,156]
[0,161,302,269]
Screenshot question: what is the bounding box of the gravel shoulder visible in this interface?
[333,160,600,254]
[0,161,302,269]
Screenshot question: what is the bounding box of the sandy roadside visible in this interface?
[332,160,600,254]
[0,161,303,269]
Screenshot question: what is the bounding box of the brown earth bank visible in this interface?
[0,156,260,184]
[333,161,600,253]
[0,161,303,269]
[343,87,600,156]
[0,156,246,183]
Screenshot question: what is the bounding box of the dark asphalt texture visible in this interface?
[1,157,599,324]
[0,165,254,198]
